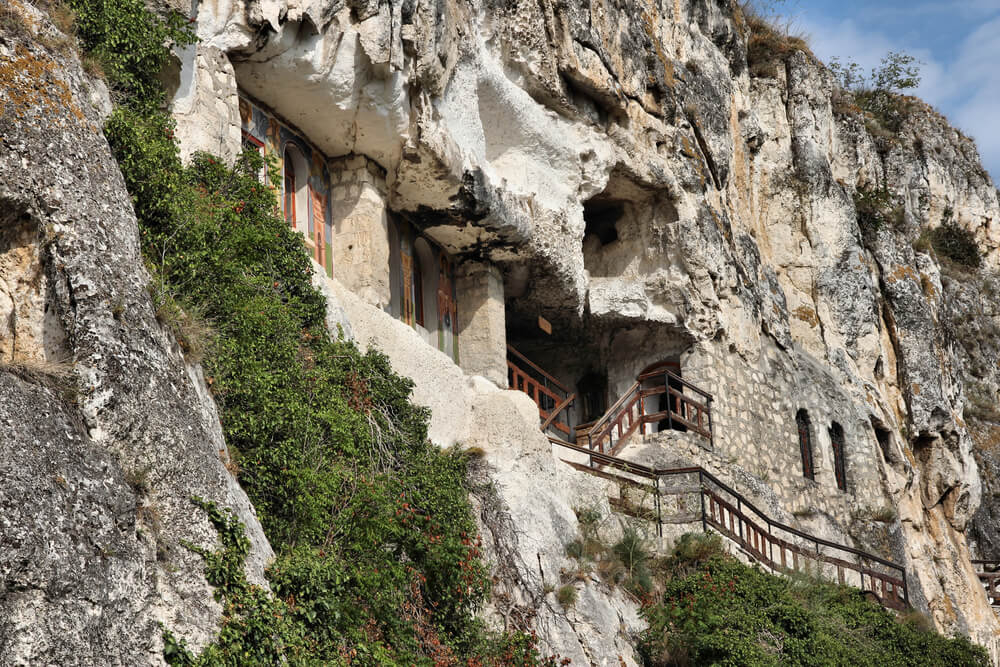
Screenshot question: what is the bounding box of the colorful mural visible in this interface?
[238,94,334,276]
[239,93,459,362]
[391,219,459,363]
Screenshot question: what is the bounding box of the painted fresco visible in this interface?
[238,93,334,277]
[437,255,458,362]
[239,93,460,362]
[393,220,459,363]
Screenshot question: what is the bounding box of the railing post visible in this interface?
[655,477,663,538]
[707,397,714,450]
[639,392,645,436]
[737,497,744,544]
[767,521,773,568]
[699,471,707,535]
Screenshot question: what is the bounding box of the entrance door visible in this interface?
[640,360,685,433]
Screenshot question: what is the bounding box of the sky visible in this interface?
[784,0,1000,184]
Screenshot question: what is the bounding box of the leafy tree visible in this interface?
[829,51,921,130]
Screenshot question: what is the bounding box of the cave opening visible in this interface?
[583,198,624,246]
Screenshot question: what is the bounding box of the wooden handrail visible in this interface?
[546,435,908,607]
[590,381,640,434]
[506,344,572,395]
[637,368,713,401]
[541,392,576,432]
[508,362,567,405]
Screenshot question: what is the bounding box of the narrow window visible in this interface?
[413,254,424,327]
[829,422,847,491]
[283,155,296,228]
[796,410,814,480]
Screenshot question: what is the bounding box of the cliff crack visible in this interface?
[684,109,722,190]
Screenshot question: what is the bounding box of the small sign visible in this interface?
[538,315,552,335]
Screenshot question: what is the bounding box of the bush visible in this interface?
[741,6,812,80]
[854,184,903,244]
[640,547,990,667]
[556,584,578,608]
[69,0,556,662]
[929,215,981,269]
[965,381,1000,423]
[613,528,653,596]
[829,52,921,134]
[668,532,726,572]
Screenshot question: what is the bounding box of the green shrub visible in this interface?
[668,531,726,571]
[854,184,902,242]
[556,584,578,608]
[613,528,653,596]
[640,545,989,667]
[830,52,921,134]
[68,0,557,662]
[70,0,195,110]
[929,214,981,269]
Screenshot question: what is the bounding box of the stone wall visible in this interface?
[329,155,391,306]
[682,339,886,519]
[455,261,507,387]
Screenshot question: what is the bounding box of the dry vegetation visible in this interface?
[0,356,78,402]
[737,1,814,79]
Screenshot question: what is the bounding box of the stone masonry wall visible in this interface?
[328,154,391,307]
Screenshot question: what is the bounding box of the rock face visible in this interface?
[0,5,272,665]
[6,0,1000,663]
[172,0,1000,653]
[173,0,1000,657]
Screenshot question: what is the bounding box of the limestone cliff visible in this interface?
[0,4,272,664]
[172,0,1000,657]
[4,0,1000,663]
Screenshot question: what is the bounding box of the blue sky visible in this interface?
[787,0,1000,184]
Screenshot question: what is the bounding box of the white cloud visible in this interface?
[948,17,1000,180]
[798,12,1000,183]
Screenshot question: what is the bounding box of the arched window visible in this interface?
[282,145,309,236]
[796,410,814,480]
[283,153,296,227]
[413,253,424,327]
[829,422,847,491]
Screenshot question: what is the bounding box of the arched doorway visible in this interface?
[578,371,608,424]
[282,145,310,237]
[413,238,438,345]
[640,360,685,433]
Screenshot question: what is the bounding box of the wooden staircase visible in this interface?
[549,436,911,612]
[506,344,576,437]
[506,344,715,454]
[584,367,714,458]
[973,561,1000,608]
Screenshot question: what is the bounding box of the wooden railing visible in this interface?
[973,560,1000,607]
[550,436,909,611]
[507,344,575,436]
[586,370,713,456]
[637,368,713,442]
